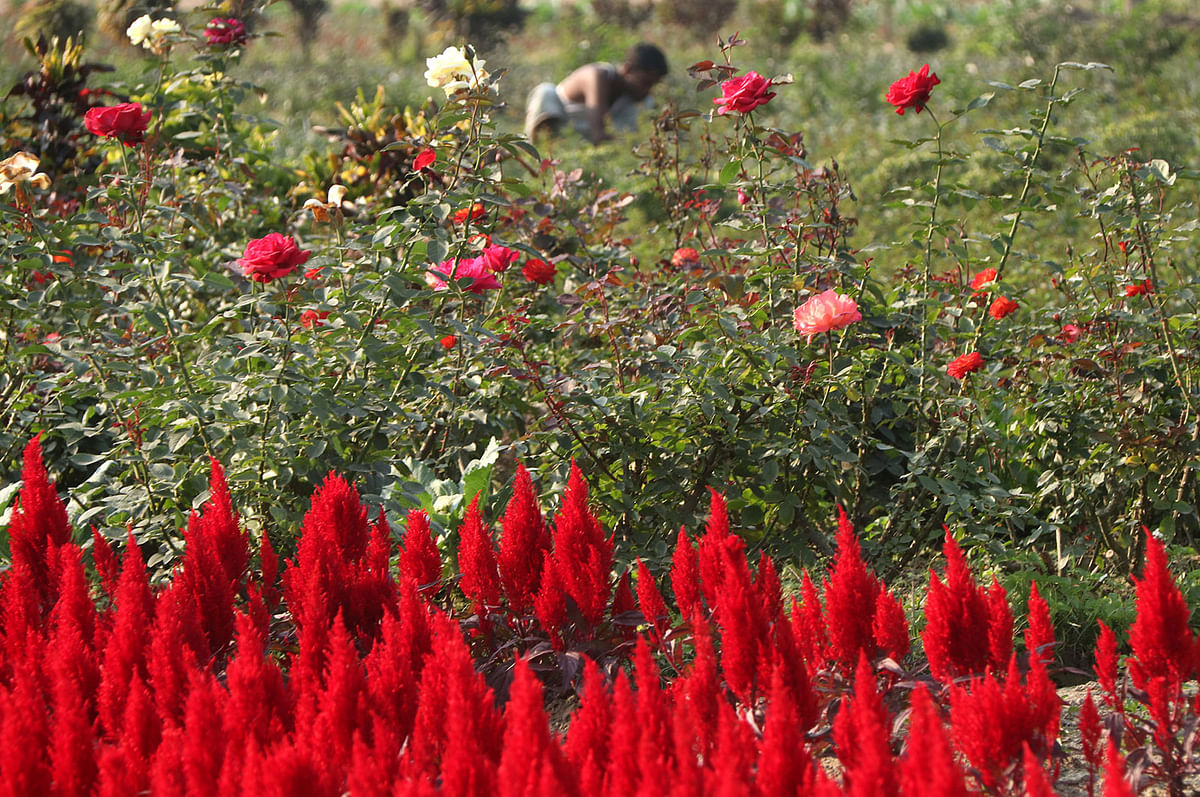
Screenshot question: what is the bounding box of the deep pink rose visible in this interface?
[481,244,519,273]
[426,257,501,294]
[237,233,311,282]
[84,102,152,146]
[713,71,775,115]
[1060,324,1083,343]
[204,17,247,47]
[886,64,941,115]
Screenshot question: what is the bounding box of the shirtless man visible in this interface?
[524,43,668,144]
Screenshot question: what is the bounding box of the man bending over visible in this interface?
[524,43,668,144]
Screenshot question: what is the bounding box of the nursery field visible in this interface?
[3,0,1200,793]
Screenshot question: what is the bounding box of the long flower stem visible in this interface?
[745,114,777,314]
[916,108,946,446]
[968,65,1063,350]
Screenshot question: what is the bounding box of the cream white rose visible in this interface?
[150,18,180,39]
[424,45,488,95]
[126,14,153,47]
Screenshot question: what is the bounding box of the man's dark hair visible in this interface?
[626,42,668,76]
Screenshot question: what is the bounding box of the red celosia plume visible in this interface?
[496,463,549,615]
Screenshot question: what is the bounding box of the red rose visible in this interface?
[84,102,152,146]
[440,334,457,350]
[988,295,1019,320]
[300,309,329,329]
[204,17,247,47]
[969,268,999,293]
[1125,279,1153,297]
[237,233,311,283]
[714,71,776,115]
[886,64,940,116]
[947,351,985,380]
[413,148,436,171]
[522,258,556,285]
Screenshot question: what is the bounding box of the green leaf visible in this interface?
[965,92,994,111]
[427,239,448,264]
[719,158,743,186]
[1058,61,1112,72]
[461,437,502,510]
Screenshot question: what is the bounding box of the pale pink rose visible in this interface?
[792,289,862,342]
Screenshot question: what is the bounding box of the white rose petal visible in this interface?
[423,45,487,96]
[126,14,153,46]
[150,18,180,38]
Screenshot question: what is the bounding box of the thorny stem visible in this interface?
[258,283,293,485]
[968,65,1063,349]
[916,107,946,446]
[83,351,162,523]
[744,113,778,313]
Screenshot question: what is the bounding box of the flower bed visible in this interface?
[1,436,1195,794]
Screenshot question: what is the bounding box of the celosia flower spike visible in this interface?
[457,495,501,608]
[1127,532,1193,691]
[497,462,549,615]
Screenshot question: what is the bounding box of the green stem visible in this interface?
[745,113,777,313]
[259,283,293,484]
[968,65,1063,350]
[916,108,946,446]
[118,146,147,239]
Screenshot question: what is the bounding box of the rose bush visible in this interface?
[3,17,1198,623]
